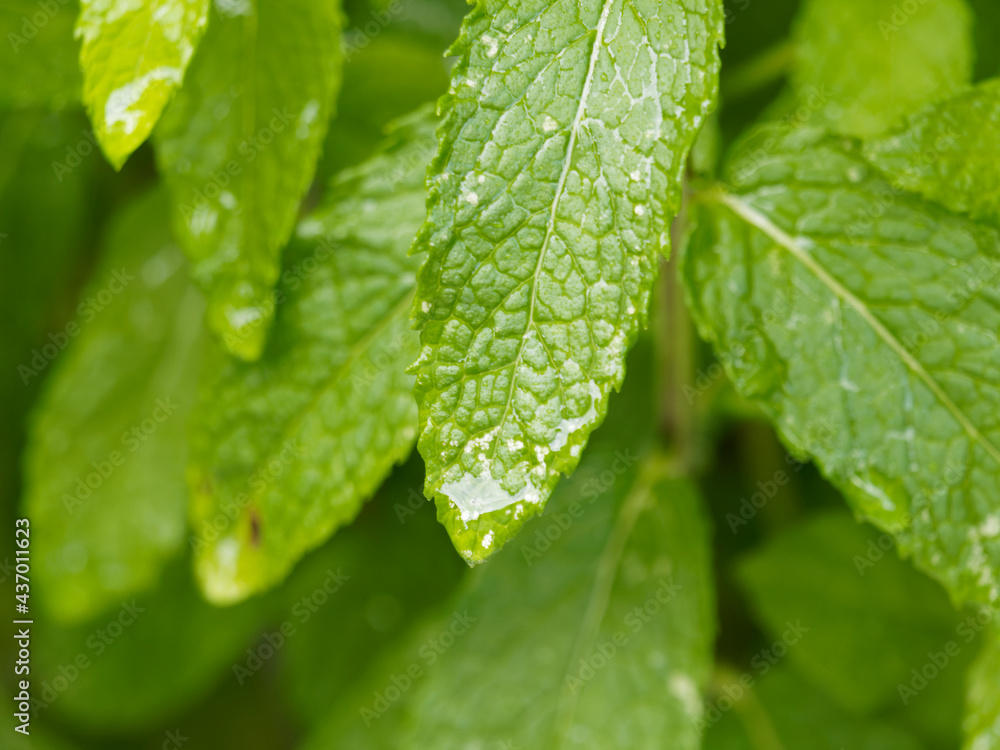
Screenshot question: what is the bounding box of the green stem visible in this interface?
[710,666,787,750]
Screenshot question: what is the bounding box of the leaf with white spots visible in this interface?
[154,0,342,361]
[303,398,715,749]
[77,0,210,169]
[411,0,725,562]
[682,125,1000,609]
[186,112,431,604]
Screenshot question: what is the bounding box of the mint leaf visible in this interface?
[25,189,204,622]
[736,511,961,715]
[864,80,1000,226]
[792,0,972,136]
[964,629,1000,750]
[77,0,209,169]
[187,112,432,603]
[402,470,713,749]
[278,461,465,726]
[703,666,922,750]
[154,0,343,361]
[306,445,714,748]
[411,0,725,563]
[34,555,274,731]
[683,126,1000,609]
[0,0,81,107]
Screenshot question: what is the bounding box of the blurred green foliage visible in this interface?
[2,0,999,747]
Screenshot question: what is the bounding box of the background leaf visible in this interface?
[77,0,210,168]
[791,0,972,136]
[703,666,923,750]
[25,189,204,622]
[737,511,964,717]
[187,111,431,603]
[683,127,1000,609]
[964,628,1000,750]
[154,0,343,361]
[864,80,1000,227]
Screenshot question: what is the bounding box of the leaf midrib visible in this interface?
[554,460,657,745]
[709,187,1000,468]
[478,0,617,473]
[239,286,415,508]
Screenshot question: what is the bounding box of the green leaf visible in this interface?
[736,511,961,715]
[25,189,204,622]
[411,0,725,563]
[792,0,972,136]
[682,126,1000,609]
[187,111,432,604]
[278,458,465,726]
[864,80,1000,227]
[77,0,210,169]
[0,0,82,107]
[306,443,714,748]
[703,666,922,750]
[403,471,714,749]
[34,555,273,732]
[154,0,343,361]
[964,628,1000,750]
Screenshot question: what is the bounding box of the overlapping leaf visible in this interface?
[187,112,432,604]
[77,0,210,168]
[33,555,274,731]
[792,0,972,136]
[155,0,342,361]
[964,628,1000,750]
[305,358,716,749]
[737,512,962,715]
[683,126,1000,609]
[703,667,922,750]
[25,189,204,622]
[864,79,1000,226]
[411,0,725,562]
